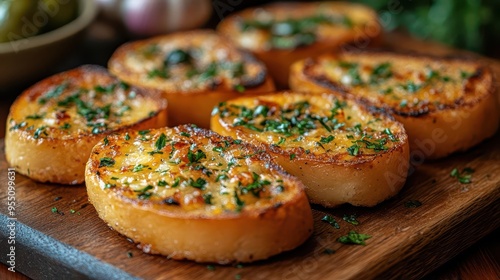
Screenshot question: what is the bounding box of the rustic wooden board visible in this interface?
[1,34,499,279]
[0,131,499,280]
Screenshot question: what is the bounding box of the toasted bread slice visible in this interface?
[217,1,381,87]
[211,92,409,207]
[290,50,499,159]
[85,125,313,263]
[108,29,275,128]
[5,65,167,184]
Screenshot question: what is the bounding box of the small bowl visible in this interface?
[0,0,97,89]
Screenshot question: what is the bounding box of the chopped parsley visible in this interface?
[60,123,71,130]
[242,14,353,49]
[38,84,68,104]
[134,185,154,200]
[404,200,422,208]
[347,144,360,156]
[155,133,167,151]
[460,71,473,79]
[234,84,245,93]
[94,84,116,93]
[132,164,149,172]
[188,178,207,189]
[207,265,216,271]
[26,113,45,120]
[234,190,245,212]
[188,149,207,164]
[383,128,397,142]
[342,214,359,225]
[171,177,181,187]
[319,135,335,144]
[158,180,168,187]
[147,68,169,79]
[370,62,392,83]
[99,157,115,167]
[323,248,336,255]
[338,230,371,245]
[450,167,474,184]
[33,126,48,139]
[203,193,213,205]
[164,49,191,66]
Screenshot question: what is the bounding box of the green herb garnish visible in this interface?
[321,215,340,229]
[99,157,115,167]
[404,200,422,208]
[450,167,474,184]
[343,214,359,225]
[338,230,371,245]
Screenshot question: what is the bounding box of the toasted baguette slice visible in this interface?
[108,29,275,128]
[211,92,409,207]
[217,1,381,87]
[85,125,313,263]
[5,65,167,184]
[290,50,499,159]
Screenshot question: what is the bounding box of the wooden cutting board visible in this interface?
[1,34,499,280]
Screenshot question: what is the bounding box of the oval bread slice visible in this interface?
[217,1,381,87]
[290,50,499,159]
[108,29,275,128]
[85,125,313,263]
[5,65,167,184]
[211,92,410,207]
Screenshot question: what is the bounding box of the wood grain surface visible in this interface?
[0,33,499,280]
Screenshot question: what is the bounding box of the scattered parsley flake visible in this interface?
[321,215,340,229]
[404,200,422,208]
[343,214,359,225]
[207,265,216,271]
[450,167,474,184]
[99,157,115,167]
[338,230,371,245]
[323,248,336,255]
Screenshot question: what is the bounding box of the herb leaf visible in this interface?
[450,167,474,184]
[338,230,371,245]
[321,215,340,229]
[99,157,115,167]
[155,133,167,151]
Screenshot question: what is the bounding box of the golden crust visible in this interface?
[85,125,313,263]
[217,1,381,87]
[290,50,500,159]
[5,65,168,184]
[211,92,410,207]
[108,29,275,128]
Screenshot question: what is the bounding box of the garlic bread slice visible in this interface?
[5,65,167,184]
[85,125,313,264]
[211,92,409,207]
[217,1,380,87]
[108,29,275,128]
[290,51,499,159]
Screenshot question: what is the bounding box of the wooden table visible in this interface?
[0,27,499,280]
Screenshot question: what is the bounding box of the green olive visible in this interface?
[0,0,39,43]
